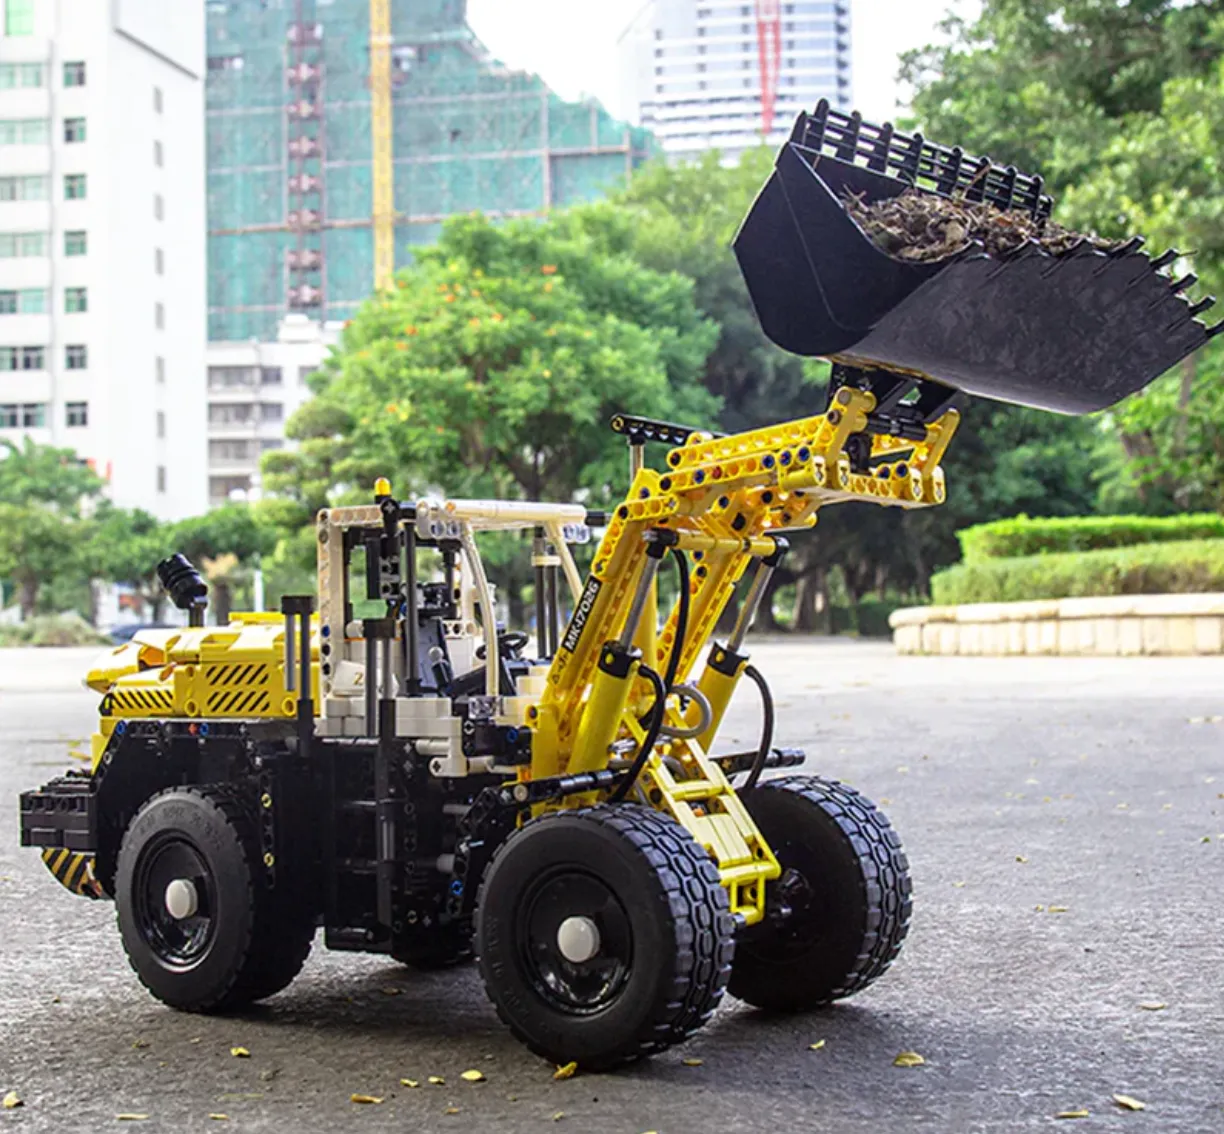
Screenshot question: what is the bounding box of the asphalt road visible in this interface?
[1,642,1222,1134]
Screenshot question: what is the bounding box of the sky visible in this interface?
[465,0,980,125]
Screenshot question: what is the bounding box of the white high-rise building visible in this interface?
[206,316,342,508]
[0,0,206,519]
[619,0,851,163]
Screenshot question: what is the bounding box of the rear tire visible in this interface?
[475,804,735,1068]
[115,786,314,1012]
[730,775,911,1011]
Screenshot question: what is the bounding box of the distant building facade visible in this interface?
[0,0,206,518]
[206,315,340,508]
[619,0,851,163]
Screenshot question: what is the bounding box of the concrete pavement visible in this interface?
[1,642,1222,1133]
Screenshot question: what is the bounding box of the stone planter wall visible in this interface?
[890,594,1224,656]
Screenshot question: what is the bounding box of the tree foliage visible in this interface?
[267,210,719,512]
[904,0,1224,512]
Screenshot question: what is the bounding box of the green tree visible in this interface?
[0,503,83,617]
[170,504,277,622]
[0,440,102,617]
[0,436,103,509]
[88,505,170,620]
[903,1,1224,514]
[268,210,718,508]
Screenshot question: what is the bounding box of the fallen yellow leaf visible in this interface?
[2,1092,21,1110]
[1113,1094,1146,1111]
[209,1116,229,1122]
[428,1076,445,1086]
[444,1106,460,1115]
[381,987,402,996]
[552,1113,565,1122]
[809,1040,827,1051]
[350,1094,384,1105]
[681,1058,703,1067]
[1055,1109,1089,1120]
[553,1062,578,1081]
[1015,856,1028,864]
[1139,1001,1167,1011]
[460,1070,485,1083]
[400,1078,420,1088]
[1048,906,1070,914]
[116,1116,149,1122]
[893,1051,925,1067]
[230,1047,250,1058]
[952,881,966,888]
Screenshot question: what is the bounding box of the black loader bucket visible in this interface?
[733,101,1223,414]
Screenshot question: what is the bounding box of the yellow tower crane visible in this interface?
[370,0,394,291]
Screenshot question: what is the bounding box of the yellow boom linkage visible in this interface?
[525,388,959,926]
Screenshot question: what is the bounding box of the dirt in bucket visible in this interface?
[841,187,1118,262]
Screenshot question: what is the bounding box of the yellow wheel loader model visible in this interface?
[20,104,1215,1068]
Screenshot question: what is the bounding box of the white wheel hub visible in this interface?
[556,915,601,964]
[164,878,199,920]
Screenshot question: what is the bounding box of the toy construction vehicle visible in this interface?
[20,104,1215,1068]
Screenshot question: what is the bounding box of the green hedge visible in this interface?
[958,513,1224,563]
[931,539,1224,605]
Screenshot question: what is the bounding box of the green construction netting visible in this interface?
[206,0,658,341]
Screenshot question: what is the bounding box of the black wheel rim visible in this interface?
[517,868,633,1014]
[131,833,217,970]
[744,836,837,964]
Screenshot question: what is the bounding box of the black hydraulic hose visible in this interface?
[609,663,668,803]
[739,663,775,793]
[662,547,690,694]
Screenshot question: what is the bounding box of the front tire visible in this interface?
[115,786,314,1012]
[730,776,911,1011]
[475,804,735,1069]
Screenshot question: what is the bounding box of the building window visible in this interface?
[155,355,165,383]
[0,175,47,201]
[65,401,87,427]
[260,367,282,386]
[20,345,42,369]
[3,0,34,36]
[64,230,86,256]
[156,465,166,493]
[63,61,86,86]
[260,402,283,423]
[153,86,163,113]
[20,402,45,427]
[63,117,86,143]
[154,193,163,220]
[65,343,87,369]
[0,404,16,428]
[64,174,86,200]
[209,366,256,390]
[0,63,42,88]
[156,411,165,439]
[155,247,164,274]
[0,288,46,314]
[155,302,164,329]
[65,287,87,313]
[0,232,46,258]
[153,139,163,166]
[0,118,49,145]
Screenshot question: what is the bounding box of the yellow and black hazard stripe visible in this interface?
[41,848,104,899]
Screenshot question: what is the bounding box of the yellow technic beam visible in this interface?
[370,0,394,291]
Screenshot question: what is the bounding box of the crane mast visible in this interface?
[370,0,394,291]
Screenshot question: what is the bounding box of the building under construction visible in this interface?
[205,0,656,342]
